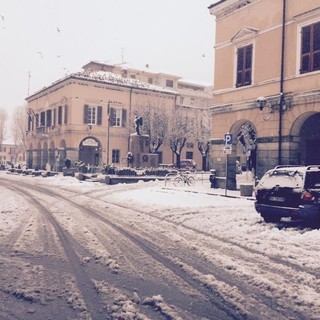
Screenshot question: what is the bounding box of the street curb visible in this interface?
[161,187,256,201]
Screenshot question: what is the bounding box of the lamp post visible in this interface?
[106,100,111,165]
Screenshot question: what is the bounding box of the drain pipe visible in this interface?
[278,0,287,165]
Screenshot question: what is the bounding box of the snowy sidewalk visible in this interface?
[163,177,256,201]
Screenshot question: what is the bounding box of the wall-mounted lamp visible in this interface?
[256,96,267,111]
[256,96,275,121]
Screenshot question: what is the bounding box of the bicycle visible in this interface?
[173,171,195,187]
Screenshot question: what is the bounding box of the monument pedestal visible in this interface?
[129,134,158,168]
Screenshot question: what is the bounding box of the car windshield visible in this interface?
[258,169,304,189]
[305,171,320,189]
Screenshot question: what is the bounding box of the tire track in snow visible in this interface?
[5,178,244,320]
[17,182,299,320]
[2,177,317,319]
[3,182,106,320]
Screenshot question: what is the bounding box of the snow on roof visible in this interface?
[28,69,177,99]
[70,70,177,94]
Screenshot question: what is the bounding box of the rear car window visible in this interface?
[258,170,304,188]
[305,171,320,189]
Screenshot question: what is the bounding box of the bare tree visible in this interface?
[193,108,211,171]
[12,105,27,163]
[168,107,193,168]
[0,108,8,145]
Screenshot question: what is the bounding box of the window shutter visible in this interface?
[53,109,56,127]
[58,106,62,125]
[84,105,89,124]
[122,108,127,128]
[97,106,102,125]
[28,116,32,131]
[109,107,114,127]
[35,114,40,127]
[64,105,68,124]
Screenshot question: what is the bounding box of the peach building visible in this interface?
[209,0,320,178]
[25,61,212,171]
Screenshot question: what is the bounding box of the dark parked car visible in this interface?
[174,159,197,171]
[255,165,320,226]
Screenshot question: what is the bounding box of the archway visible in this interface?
[49,141,55,170]
[43,142,48,169]
[79,137,102,166]
[299,113,320,165]
[57,140,66,171]
[27,143,33,168]
[36,142,41,170]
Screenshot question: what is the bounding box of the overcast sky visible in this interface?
[0,0,218,118]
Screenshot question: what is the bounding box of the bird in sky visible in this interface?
[37,51,44,59]
[0,15,4,21]
[57,27,60,33]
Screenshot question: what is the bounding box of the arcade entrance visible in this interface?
[79,137,102,166]
[300,113,320,165]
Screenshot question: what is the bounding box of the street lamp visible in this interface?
[256,96,275,121]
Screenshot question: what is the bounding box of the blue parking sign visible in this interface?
[224,133,233,145]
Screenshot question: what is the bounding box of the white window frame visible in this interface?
[233,41,255,89]
[112,108,122,127]
[296,18,320,76]
[88,106,98,125]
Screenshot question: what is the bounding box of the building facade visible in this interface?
[0,143,25,166]
[25,61,212,171]
[209,0,320,178]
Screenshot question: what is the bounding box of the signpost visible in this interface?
[224,133,233,196]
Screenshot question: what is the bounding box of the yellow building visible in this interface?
[25,61,212,171]
[209,0,320,178]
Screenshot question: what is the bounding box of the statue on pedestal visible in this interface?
[134,116,143,135]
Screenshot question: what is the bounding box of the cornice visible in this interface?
[209,0,259,19]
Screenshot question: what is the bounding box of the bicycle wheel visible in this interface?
[187,176,195,186]
[173,176,184,187]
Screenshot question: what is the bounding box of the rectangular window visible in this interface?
[186,151,193,159]
[40,111,46,127]
[46,110,52,127]
[148,77,153,84]
[166,79,174,88]
[112,149,120,163]
[301,22,320,74]
[111,108,121,127]
[236,44,252,87]
[84,105,102,125]
[88,106,96,125]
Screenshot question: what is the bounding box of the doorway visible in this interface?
[79,137,102,166]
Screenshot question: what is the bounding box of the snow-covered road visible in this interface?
[1,172,320,320]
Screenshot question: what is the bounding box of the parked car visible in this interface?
[174,159,197,171]
[254,165,320,226]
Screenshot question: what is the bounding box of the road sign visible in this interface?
[223,145,232,154]
[224,133,233,146]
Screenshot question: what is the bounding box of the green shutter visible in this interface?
[97,106,102,125]
[84,105,89,124]
[122,108,127,128]
[64,105,68,124]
